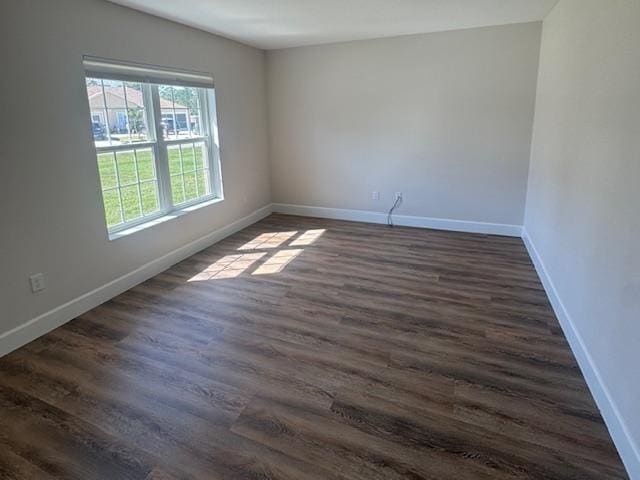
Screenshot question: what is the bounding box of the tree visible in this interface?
[127,107,145,139]
[159,86,198,110]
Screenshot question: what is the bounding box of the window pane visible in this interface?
[195,170,208,197]
[168,144,182,175]
[102,189,123,227]
[103,81,128,146]
[136,148,155,181]
[121,185,142,222]
[182,144,196,172]
[159,85,178,140]
[123,82,150,143]
[140,181,159,215]
[98,147,161,226]
[190,107,202,137]
[194,142,206,170]
[168,142,212,205]
[184,172,197,201]
[110,108,129,138]
[86,78,153,148]
[158,85,203,139]
[86,79,111,147]
[116,150,137,186]
[183,87,202,137]
[171,175,185,205]
[97,152,117,189]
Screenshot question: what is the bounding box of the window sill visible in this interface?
[108,197,223,241]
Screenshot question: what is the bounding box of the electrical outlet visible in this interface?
[29,273,46,293]
[372,191,380,201]
[395,192,403,200]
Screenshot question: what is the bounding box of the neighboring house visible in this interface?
[86,84,194,135]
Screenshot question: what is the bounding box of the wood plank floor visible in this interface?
[0,214,628,479]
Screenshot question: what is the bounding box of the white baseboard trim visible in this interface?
[522,229,639,479]
[272,203,522,237]
[0,204,273,358]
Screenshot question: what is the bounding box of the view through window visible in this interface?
[84,59,221,233]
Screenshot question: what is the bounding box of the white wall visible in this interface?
[524,0,640,476]
[267,23,541,226]
[0,0,270,340]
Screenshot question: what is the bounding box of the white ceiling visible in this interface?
[108,0,559,50]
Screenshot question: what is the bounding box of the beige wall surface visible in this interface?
[267,22,542,225]
[0,0,270,335]
[524,0,640,474]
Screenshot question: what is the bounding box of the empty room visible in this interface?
[1,0,638,478]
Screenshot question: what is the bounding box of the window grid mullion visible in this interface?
[178,144,187,197]
[102,178,157,193]
[125,179,158,189]
[99,80,113,144]
[194,91,201,138]
[185,89,192,137]
[132,148,144,217]
[192,142,199,198]
[149,84,173,212]
[171,87,179,140]
[179,144,186,202]
[110,151,125,224]
[122,82,133,141]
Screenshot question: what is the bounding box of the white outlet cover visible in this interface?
[29,273,45,293]
[372,191,380,200]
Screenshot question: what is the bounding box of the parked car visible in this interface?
[162,117,189,137]
[92,122,106,140]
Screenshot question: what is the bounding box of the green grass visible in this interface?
[98,144,209,228]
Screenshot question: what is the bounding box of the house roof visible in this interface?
[86,84,187,109]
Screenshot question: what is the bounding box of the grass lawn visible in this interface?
[98,144,209,228]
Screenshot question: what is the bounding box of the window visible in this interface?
[83,57,222,234]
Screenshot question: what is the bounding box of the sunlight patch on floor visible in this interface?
[252,249,304,275]
[187,252,267,281]
[289,229,326,246]
[187,229,325,281]
[237,231,298,250]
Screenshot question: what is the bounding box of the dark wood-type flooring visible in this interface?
[0,214,628,479]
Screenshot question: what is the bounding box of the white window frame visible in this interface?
[84,58,223,236]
